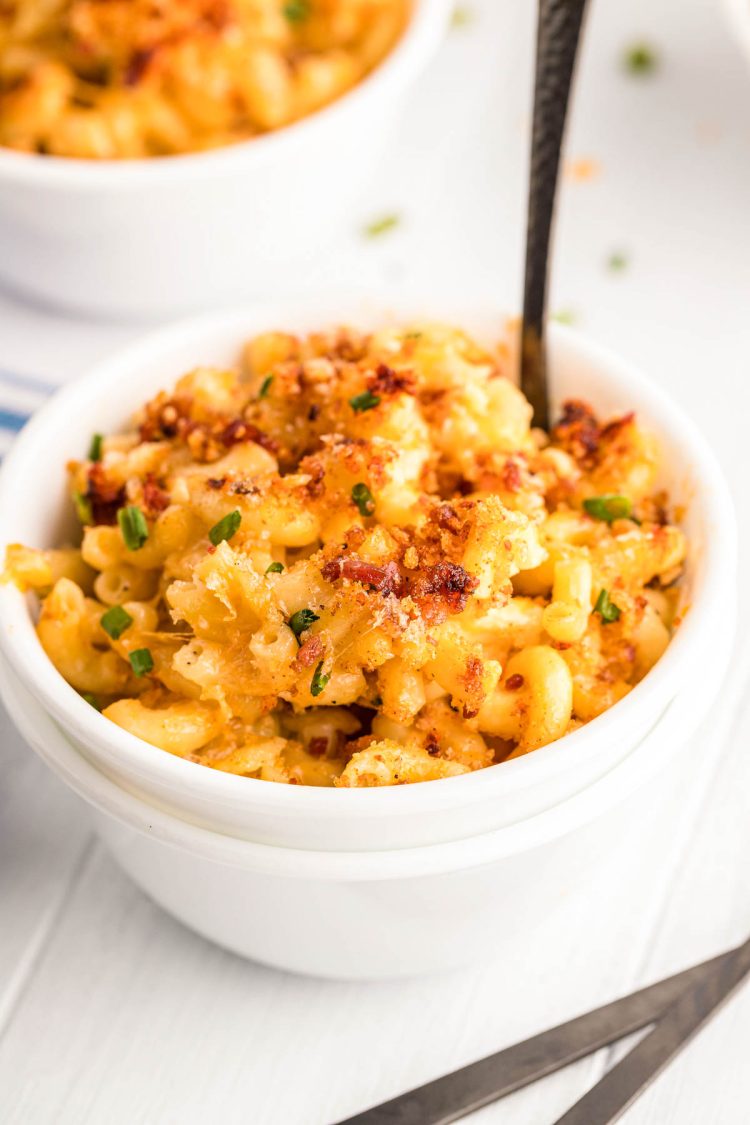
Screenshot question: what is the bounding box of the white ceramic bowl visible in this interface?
[0,616,732,979]
[0,295,737,853]
[0,0,450,319]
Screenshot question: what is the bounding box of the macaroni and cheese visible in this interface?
[0,0,408,158]
[4,322,687,787]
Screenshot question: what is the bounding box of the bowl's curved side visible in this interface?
[3,642,726,979]
[3,653,708,980]
[0,298,737,851]
[0,0,452,188]
[0,1,452,314]
[0,605,733,881]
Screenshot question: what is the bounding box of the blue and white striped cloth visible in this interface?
[0,368,55,457]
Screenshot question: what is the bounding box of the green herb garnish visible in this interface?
[351,482,375,517]
[583,494,633,523]
[266,561,284,575]
[289,608,320,640]
[607,252,628,272]
[209,509,241,546]
[364,213,400,238]
[349,390,381,413]
[259,374,274,399]
[283,0,309,22]
[100,605,134,640]
[552,308,577,325]
[117,505,149,551]
[451,5,473,28]
[594,588,621,624]
[624,42,658,75]
[81,692,101,711]
[310,661,330,698]
[129,648,154,677]
[74,491,93,525]
[88,433,103,461]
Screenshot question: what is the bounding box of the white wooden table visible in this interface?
[2,1,750,1121]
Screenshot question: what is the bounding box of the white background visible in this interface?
[2,0,750,1121]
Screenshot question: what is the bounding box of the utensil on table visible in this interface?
[334,934,750,1125]
[521,0,590,429]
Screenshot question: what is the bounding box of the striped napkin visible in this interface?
[0,368,55,457]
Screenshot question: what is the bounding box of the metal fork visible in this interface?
[334,936,750,1125]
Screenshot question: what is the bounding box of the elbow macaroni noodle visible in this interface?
[0,0,408,158]
[4,321,688,787]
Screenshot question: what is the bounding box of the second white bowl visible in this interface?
[0,0,450,318]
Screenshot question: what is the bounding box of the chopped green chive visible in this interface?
[88,433,103,462]
[624,42,658,76]
[289,608,320,641]
[594,588,622,624]
[117,505,149,551]
[74,491,93,525]
[283,0,309,22]
[583,494,633,523]
[259,374,274,399]
[552,308,577,325]
[100,605,134,640]
[364,213,400,238]
[266,561,284,575]
[129,648,154,677]
[209,509,241,546]
[310,661,330,698]
[349,390,381,413]
[81,692,101,711]
[351,482,375,518]
[451,4,473,28]
[607,252,628,272]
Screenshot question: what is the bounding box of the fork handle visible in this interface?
[521,0,589,430]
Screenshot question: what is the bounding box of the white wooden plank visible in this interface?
[615,666,750,1123]
[0,712,92,1032]
[623,989,750,1125]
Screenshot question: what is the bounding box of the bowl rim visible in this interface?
[0,0,449,188]
[0,300,737,816]
[0,642,729,881]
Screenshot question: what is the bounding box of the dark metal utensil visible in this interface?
[554,935,750,1124]
[333,936,750,1125]
[521,0,590,430]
